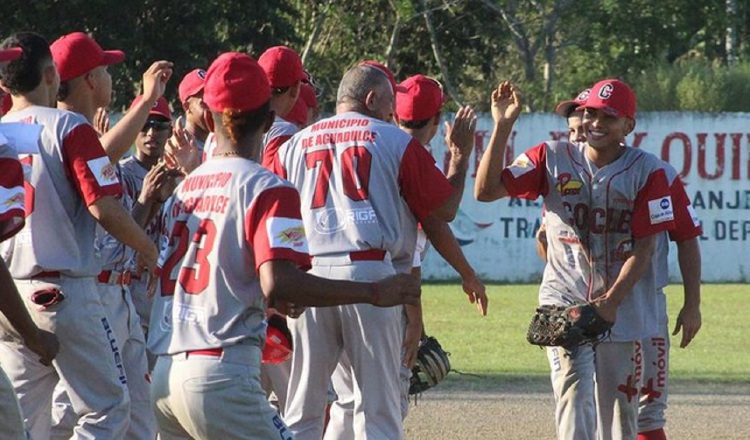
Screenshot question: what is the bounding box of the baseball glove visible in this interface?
[409,336,451,395]
[526,303,613,349]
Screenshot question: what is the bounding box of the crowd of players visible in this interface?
[0,30,700,440]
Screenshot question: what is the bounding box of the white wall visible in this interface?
[422,112,750,283]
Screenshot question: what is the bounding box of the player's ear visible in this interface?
[432,111,441,126]
[364,90,377,111]
[624,117,635,135]
[289,81,301,100]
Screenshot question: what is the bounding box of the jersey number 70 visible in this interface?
[305,145,372,208]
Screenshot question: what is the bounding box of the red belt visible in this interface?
[186,348,223,357]
[97,270,132,285]
[31,271,61,279]
[349,250,387,261]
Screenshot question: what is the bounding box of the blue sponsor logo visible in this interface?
[660,198,671,209]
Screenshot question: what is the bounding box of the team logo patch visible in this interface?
[267,217,309,252]
[555,173,583,196]
[86,156,119,187]
[508,153,535,178]
[0,186,24,214]
[647,196,674,225]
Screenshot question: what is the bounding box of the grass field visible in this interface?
[421,283,750,383]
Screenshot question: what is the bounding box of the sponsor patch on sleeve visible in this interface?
[0,185,24,215]
[266,217,309,253]
[86,156,119,187]
[687,205,700,227]
[508,153,536,178]
[648,196,675,225]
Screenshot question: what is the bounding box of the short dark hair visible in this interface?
[0,32,52,95]
[399,118,431,129]
[214,100,272,144]
[57,81,71,102]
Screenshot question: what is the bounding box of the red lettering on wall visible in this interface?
[630,132,647,148]
[696,133,724,180]
[661,132,692,180]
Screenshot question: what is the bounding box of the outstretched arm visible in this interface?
[259,260,421,308]
[474,81,522,202]
[100,61,173,162]
[436,106,476,221]
[420,214,488,316]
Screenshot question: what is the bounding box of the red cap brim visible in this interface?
[555,100,579,118]
[102,50,125,66]
[0,47,22,64]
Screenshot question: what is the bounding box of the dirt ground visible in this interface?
[403,376,750,439]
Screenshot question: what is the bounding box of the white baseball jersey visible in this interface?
[0,138,25,241]
[275,111,453,268]
[502,141,676,340]
[201,132,216,162]
[119,157,163,257]
[1,107,121,278]
[147,157,310,356]
[261,115,298,170]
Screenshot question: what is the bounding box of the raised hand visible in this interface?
[165,116,202,175]
[142,60,174,104]
[444,105,477,159]
[491,81,522,124]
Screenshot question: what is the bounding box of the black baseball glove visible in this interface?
[409,335,451,395]
[526,303,613,349]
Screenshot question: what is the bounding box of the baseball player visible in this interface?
[275,61,460,440]
[326,74,488,438]
[51,32,173,163]
[0,32,159,440]
[258,45,306,169]
[475,79,677,440]
[551,91,703,440]
[0,45,60,440]
[177,68,209,149]
[146,52,420,440]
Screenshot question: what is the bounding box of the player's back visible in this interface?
[149,158,300,355]
[277,111,418,260]
[1,106,120,278]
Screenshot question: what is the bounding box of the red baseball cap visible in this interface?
[129,95,172,121]
[285,96,309,127]
[0,47,22,65]
[258,46,305,89]
[50,32,125,82]
[178,68,206,104]
[204,52,270,113]
[554,88,590,118]
[396,74,446,121]
[582,79,636,120]
[359,60,407,94]
[299,83,318,110]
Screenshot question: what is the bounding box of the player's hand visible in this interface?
[462,272,488,316]
[139,161,180,205]
[491,81,522,124]
[165,116,202,175]
[590,294,618,324]
[673,303,702,348]
[371,273,421,307]
[402,319,422,368]
[444,105,477,161]
[137,243,159,273]
[23,328,60,366]
[272,301,306,319]
[141,60,174,104]
[94,107,110,136]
